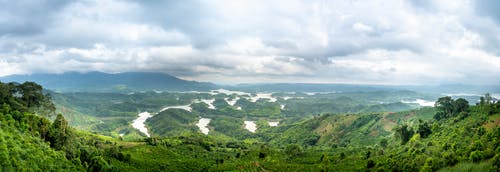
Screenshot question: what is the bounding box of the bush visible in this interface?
[88,156,110,172]
[366,159,375,169]
[493,154,500,169]
[442,152,458,166]
[285,144,303,158]
[469,151,484,163]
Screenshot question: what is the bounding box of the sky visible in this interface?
[1,0,500,85]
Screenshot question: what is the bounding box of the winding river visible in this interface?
[196,118,211,135]
[244,121,257,133]
[131,112,153,137]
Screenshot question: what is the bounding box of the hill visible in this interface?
[232,83,394,93]
[0,72,216,92]
[3,81,500,171]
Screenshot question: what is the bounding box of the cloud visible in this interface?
[474,0,500,25]
[0,0,499,85]
[0,0,71,36]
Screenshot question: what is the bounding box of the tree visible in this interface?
[259,144,269,159]
[417,120,432,138]
[88,156,110,172]
[18,82,44,108]
[285,144,303,158]
[485,93,493,104]
[380,138,388,148]
[48,114,71,150]
[480,97,486,106]
[0,81,54,116]
[366,159,376,169]
[454,98,469,114]
[434,97,469,120]
[394,124,414,145]
[435,96,454,117]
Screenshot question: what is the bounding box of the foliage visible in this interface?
[0,81,131,171]
[434,97,469,120]
[394,123,414,145]
[2,81,500,171]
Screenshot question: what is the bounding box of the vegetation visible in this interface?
[50,89,427,138]
[2,80,500,171]
[0,81,131,171]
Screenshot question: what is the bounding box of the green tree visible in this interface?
[435,96,454,117]
[259,144,269,159]
[48,114,71,150]
[394,123,414,145]
[454,98,469,114]
[88,156,110,172]
[285,144,303,158]
[480,97,486,106]
[434,97,469,120]
[485,93,493,104]
[417,120,432,138]
[380,138,388,148]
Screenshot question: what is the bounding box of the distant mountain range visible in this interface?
[232,83,395,93]
[0,72,216,92]
[1,71,498,95]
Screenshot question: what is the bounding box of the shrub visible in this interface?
[469,151,484,163]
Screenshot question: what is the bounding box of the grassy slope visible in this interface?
[109,104,500,171]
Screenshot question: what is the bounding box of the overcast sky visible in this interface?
[1,0,500,85]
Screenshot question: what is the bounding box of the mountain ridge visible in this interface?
[0,71,216,92]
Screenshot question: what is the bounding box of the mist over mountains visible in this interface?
[1,71,498,96]
[0,72,216,92]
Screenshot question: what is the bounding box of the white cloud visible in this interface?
[0,0,499,85]
[353,22,374,33]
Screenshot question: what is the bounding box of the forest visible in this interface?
[1,81,500,171]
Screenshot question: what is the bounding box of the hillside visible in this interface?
[112,94,500,171]
[48,89,427,138]
[2,81,500,171]
[0,81,129,171]
[0,72,216,92]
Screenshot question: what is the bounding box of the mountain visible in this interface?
[0,72,216,92]
[387,84,500,94]
[231,83,395,93]
[232,83,500,95]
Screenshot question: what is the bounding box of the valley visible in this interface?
[1,73,500,171]
[3,0,500,171]
[51,87,443,140]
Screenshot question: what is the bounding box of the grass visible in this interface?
[438,162,493,172]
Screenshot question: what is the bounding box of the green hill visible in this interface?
[0,72,216,92]
[2,81,500,171]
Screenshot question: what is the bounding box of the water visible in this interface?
[244,121,257,133]
[268,121,279,127]
[249,93,277,102]
[196,118,211,135]
[212,89,251,96]
[225,97,240,106]
[133,104,193,137]
[131,111,152,137]
[199,99,216,109]
[402,99,434,107]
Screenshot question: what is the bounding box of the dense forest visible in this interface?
[2,81,500,171]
